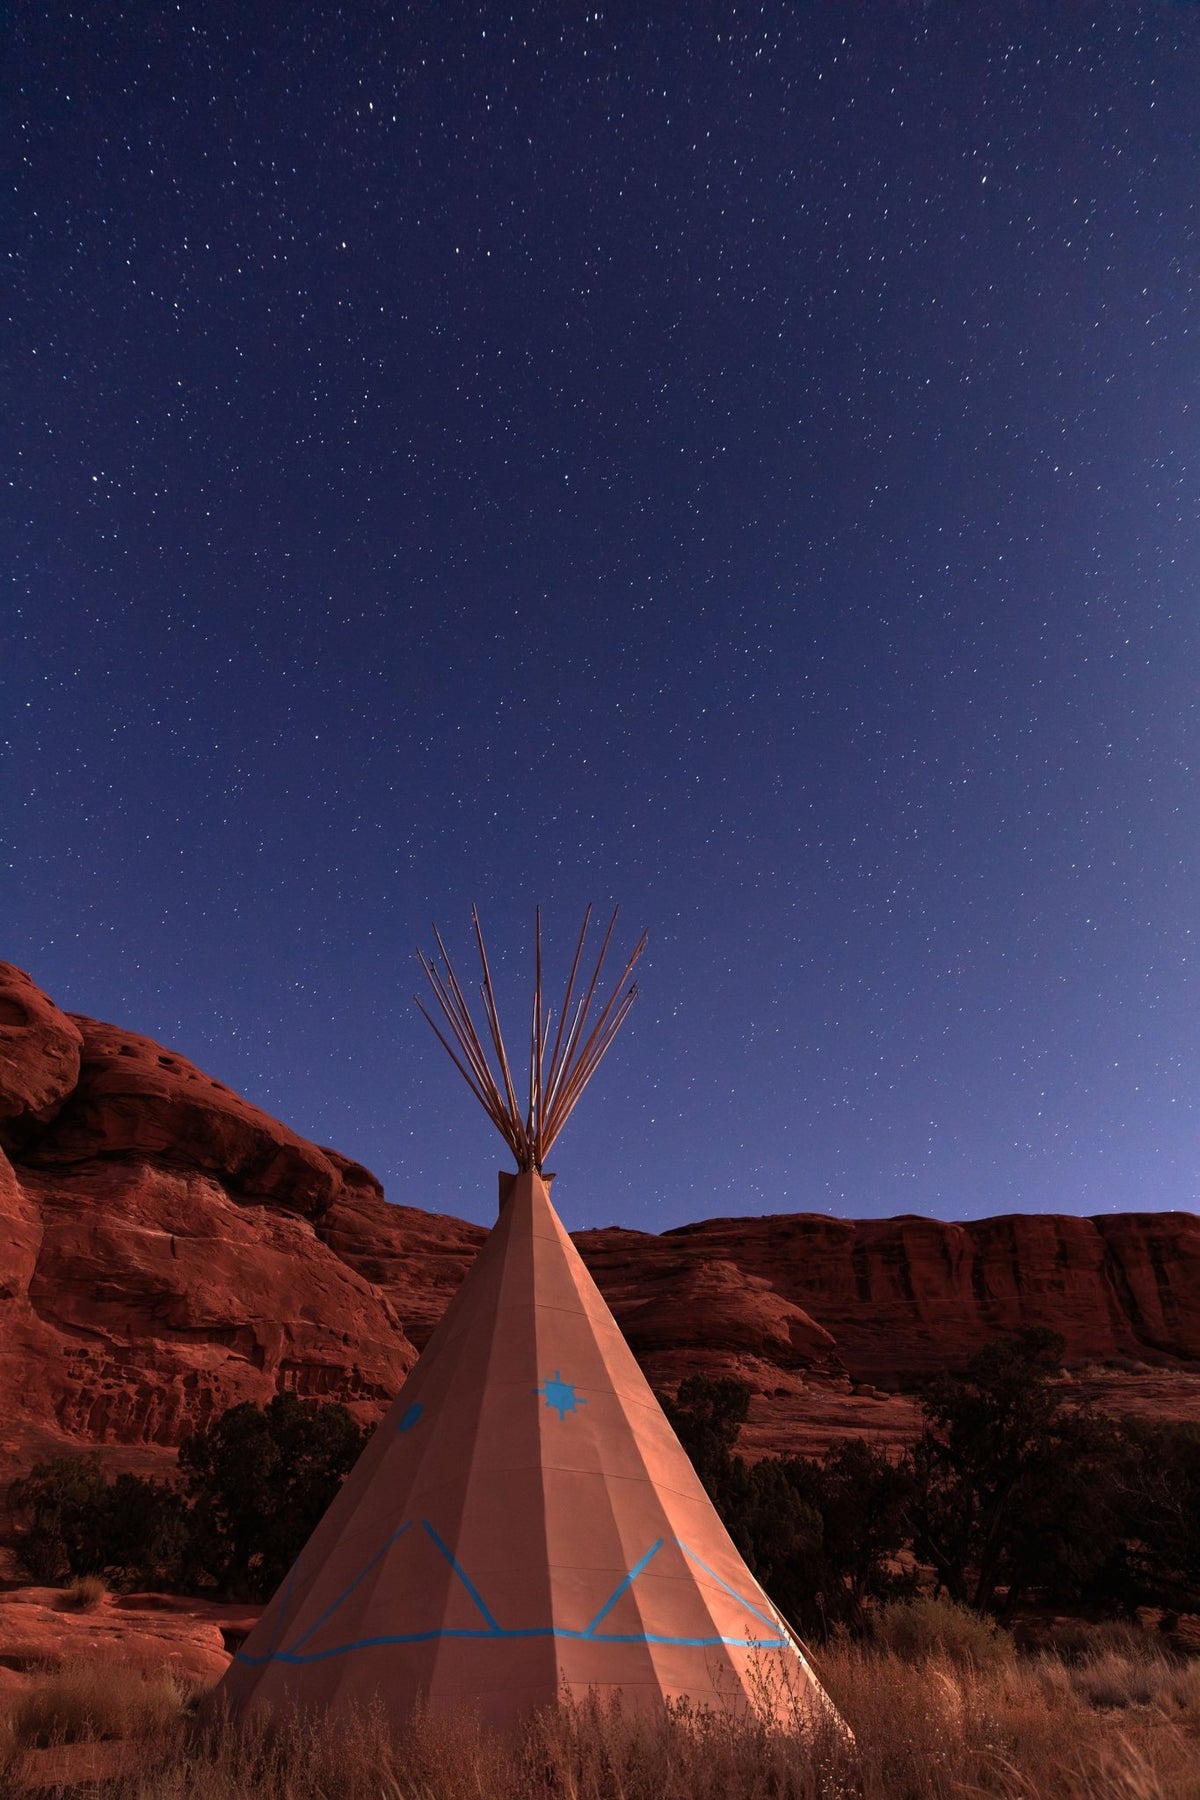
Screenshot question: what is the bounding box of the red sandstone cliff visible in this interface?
[2,961,1198,1472]
[631,1208,1200,1384]
[0,966,416,1462]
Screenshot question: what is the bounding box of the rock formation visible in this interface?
[0,965,417,1464]
[2,961,1198,1477]
[614,1207,1200,1384]
[19,1010,363,1217]
[0,1586,251,1692]
[0,963,83,1142]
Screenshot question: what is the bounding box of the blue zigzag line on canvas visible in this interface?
[236,1522,792,1667]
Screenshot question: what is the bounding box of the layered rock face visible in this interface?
[0,963,83,1140]
[18,1006,365,1217]
[0,965,416,1461]
[2,961,1198,1472]
[638,1209,1200,1384]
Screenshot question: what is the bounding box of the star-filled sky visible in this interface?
[5,3,1198,1232]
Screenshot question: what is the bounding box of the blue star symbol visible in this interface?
[535,1371,586,1421]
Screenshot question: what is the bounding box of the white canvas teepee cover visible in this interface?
[221,1170,837,1728]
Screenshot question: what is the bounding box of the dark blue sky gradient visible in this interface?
[5,3,1198,1229]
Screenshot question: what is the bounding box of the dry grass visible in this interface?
[62,1575,107,1612]
[0,1708,18,1782]
[823,1642,1200,1798]
[8,1662,186,1749]
[872,1594,1013,1669]
[1034,1618,1152,1664]
[2,1639,1198,1799]
[1059,1649,1200,1720]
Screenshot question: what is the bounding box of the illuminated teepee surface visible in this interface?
[221,911,840,1728]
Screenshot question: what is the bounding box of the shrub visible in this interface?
[8,1455,110,1582]
[871,1595,1011,1669]
[10,1663,185,1746]
[661,1375,751,1470]
[7,1458,190,1590]
[179,1393,368,1600]
[64,1574,108,1611]
[7,1398,364,1603]
[773,1440,917,1634]
[97,1471,193,1589]
[662,1379,913,1640]
[1111,1418,1200,1613]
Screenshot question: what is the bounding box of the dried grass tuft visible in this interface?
[871,1593,1012,1669]
[1037,1617,1151,1664]
[1062,1645,1200,1721]
[9,1661,186,1748]
[63,1574,108,1612]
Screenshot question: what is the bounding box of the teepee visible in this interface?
[221,909,839,1729]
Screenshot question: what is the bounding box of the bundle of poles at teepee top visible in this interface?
[415,906,648,1172]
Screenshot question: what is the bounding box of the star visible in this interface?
[535,1371,587,1421]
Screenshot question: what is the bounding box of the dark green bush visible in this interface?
[179,1392,368,1600]
[8,1395,367,1601]
[661,1377,913,1639]
[8,1457,188,1588]
[662,1343,1200,1634]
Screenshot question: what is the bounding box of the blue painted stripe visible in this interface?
[583,1538,664,1636]
[238,1526,793,1673]
[421,1519,502,1633]
[675,1540,782,1634]
[237,1623,787,1668]
[285,1522,413,1655]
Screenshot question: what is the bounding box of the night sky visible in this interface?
[6,4,1199,1232]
